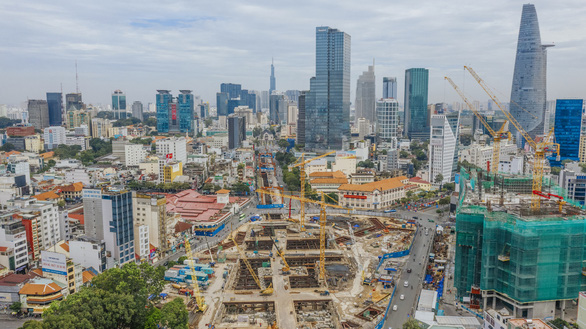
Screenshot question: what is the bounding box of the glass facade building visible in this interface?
[156,90,172,133]
[177,90,194,133]
[404,68,429,140]
[216,92,228,117]
[305,26,351,151]
[383,77,397,99]
[270,60,276,95]
[549,99,583,166]
[376,98,399,145]
[112,90,127,119]
[510,4,552,142]
[46,92,63,126]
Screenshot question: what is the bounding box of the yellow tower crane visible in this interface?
[444,76,511,174]
[184,239,207,312]
[289,151,337,231]
[230,236,274,295]
[269,235,290,274]
[256,188,351,281]
[464,66,560,210]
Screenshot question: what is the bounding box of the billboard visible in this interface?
[41,251,67,276]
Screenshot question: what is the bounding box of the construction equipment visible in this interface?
[444,76,511,174]
[256,188,351,282]
[289,150,337,231]
[230,236,274,295]
[533,190,566,213]
[347,222,365,282]
[184,239,207,312]
[269,235,290,274]
[464,66,560,211]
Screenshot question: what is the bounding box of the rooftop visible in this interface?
[32,191,61,201]
[508,319,552,329]
[19,278,62,296]
[339,176,408,192]
[308,171,346,179]
[166,189,245,223]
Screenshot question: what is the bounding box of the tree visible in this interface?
[204,117,213,128]
[57,200,66,208]
[325,193,338,205]
[144,117,157,127]
[439,196,450,205]
[0,117,21,128]
[357,159,375,169]
[0,143,15,152]
[381,149,388,155]
[434,174,444,185]
[252,126,262,138]
[550,167,561,175]
[21,320,44,328]
[160,298,189,329]
[443,183,455,191]
[177,256,188,264]
[10,301,22,313]
[400,150,409,158]
[277,139,290,149]
[403,319,421,329]
[54,144,81,159]
[113,117,141,127]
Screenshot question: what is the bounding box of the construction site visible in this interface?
[163,208,417,329]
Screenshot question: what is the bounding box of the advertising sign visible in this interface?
[41,251,67,276]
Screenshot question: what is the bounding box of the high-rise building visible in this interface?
[46,93,63,127]
[376,98,399,146]
[404,68,429,140]
[269,94,286,124]
[82,188,134,268]
[297,91,307,146]
[216,92,229,117]
[112,90,127,120]
[65,93,83,111]
[27,100,50,130]
[228,114,246,149]
[176,90,194,133]
[156,90,172,132]
[43,126,67,150]
[156,137,187,164]
[355,65,376,123]
[0,216,29,273]
[550,99,583,165]
[305,26,351,150]
[285,90,301,105]
[509,4,552,142]
[429,112,460,185]
[383,77,398,99]
[221,83,242,99]
[131,101,143,121]
[270,59,276,95]
[132,193,171,252]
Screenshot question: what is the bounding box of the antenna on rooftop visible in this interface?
[75,60,79,93]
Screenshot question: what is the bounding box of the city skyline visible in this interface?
[1,1,585,108]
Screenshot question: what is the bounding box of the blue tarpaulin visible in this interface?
[384,268,397,272]
[424,274,433,284]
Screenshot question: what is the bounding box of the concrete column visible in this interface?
[492,296,496,309]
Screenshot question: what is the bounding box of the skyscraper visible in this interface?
[177,90,194,133]
[429,112,460,185]
[28,100,50,130]
[269,94,286,124]
[216,92,229,117]
[383,77,397,99]
[550,99,583,165]
[156,90,172,132]
[228,114,246,149]
[510,4,552,142]
[46,92,63,127]
[131,101,143,121]
[297,91,307,146]
[83,188,135,268]
[112,90,127,119]
[270,59,276,95]
[221,83,242,99]
[305,26,351,151]
[404,68,429,140]
[355,65,376,123]
[65,93,83,111]
[376,98,399,146]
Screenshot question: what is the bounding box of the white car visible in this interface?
[393,305,398,311]
[404,281,409,287]
[400,294,405,300]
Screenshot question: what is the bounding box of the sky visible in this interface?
[1,0,585,109]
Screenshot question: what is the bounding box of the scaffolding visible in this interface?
[455,167,586,303]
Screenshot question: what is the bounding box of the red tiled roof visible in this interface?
[5,151,21,156]
[166,189,243,223]
[0,246,8,252]
[339,176,406,193]
[19,281,62,296]
[0,272,40,286]
[32,191,61,201]
[59,242,69,252]
[175,221,193,233]
[69,213,84,225]
[409,177,431,185]
[59,182,84,192]
[308,171,346,178]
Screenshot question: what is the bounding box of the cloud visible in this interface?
[0,0,584,108]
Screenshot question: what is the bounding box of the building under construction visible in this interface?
[454,168,586,319]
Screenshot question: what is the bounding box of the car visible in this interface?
[400,294,405,300]
[407,268,412,273]
[412,216,418,220]
[404,281,409,287]
[392,305,398,311]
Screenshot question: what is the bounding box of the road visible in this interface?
[382,208,445,329]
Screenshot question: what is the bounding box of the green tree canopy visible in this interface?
[0,117,21,128]
[277,139,290,148]
[0,143,16,152]
[357,159,375,168]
